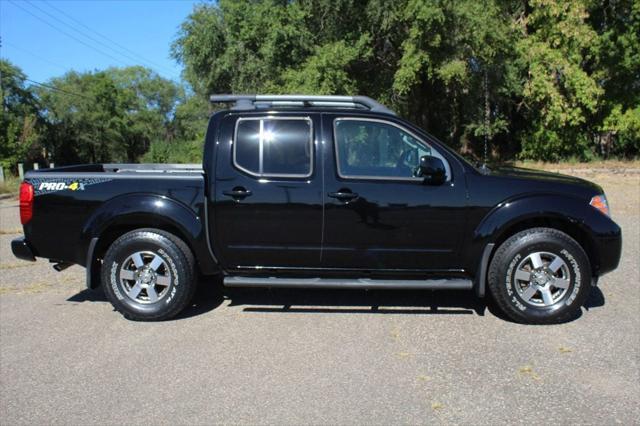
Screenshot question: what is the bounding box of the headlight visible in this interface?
[590,194,610,217]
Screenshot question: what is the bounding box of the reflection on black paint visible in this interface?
[350,196,396,230]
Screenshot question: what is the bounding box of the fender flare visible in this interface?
[81,193,219,287]
[471,193,611,296]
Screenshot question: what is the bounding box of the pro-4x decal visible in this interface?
[29,178,113,195]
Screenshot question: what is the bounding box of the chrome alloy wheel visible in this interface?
[513,251,571,307]
[119,251,171,304]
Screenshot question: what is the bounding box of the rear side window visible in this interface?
[234,117,313,177]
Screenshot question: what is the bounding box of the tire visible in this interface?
[101,228,197,321]
[487,227,591,324]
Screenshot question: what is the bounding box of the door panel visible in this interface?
[321,114,467,272]
[211,113,323,269]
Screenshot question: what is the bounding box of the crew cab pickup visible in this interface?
[12,95,622,323]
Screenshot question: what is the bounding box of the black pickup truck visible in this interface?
[12,95,622,323]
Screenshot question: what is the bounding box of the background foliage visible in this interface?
[1,0,638,173]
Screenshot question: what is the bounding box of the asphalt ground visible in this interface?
[1,169,638,425]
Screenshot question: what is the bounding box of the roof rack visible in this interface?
[209,94,396,116]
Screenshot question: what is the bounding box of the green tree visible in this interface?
[5,1,639,167]
[172,0,639,161]
[38,67,183,164]
[393,1,513,157]
[173,0,515,159]
[172,92,210,143]
[110,66,181,160]
[589,0,640,157]
[142,92,210,164]
[514,0,603,160]
[172,0,313,95]
[38,70,125,163]
[0,60,42,171]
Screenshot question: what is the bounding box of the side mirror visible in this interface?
[418,155,446,185]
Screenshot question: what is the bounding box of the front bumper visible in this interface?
[594,223,622,276]
[11,237,36,262]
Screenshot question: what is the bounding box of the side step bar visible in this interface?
[223,276,473,290]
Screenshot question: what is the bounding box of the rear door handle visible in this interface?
[223,188,252,199]
[328,191,359,201]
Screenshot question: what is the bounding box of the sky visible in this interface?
[0,0,203,84]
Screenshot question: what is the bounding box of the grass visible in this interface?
[431,402,444,410]
[515,159,640,170]
[0,175,20,195]
[0,262,31,270]
[0,228,23,235]
[0,282,52,295]
[518,365,542,381]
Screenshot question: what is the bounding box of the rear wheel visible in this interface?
[101,228,197,321]
[488,227,591,324]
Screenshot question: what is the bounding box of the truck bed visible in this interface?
[21,163,207,269]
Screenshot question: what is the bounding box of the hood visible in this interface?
[489,166,602,193]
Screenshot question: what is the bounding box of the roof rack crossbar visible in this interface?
[209,94,396,116]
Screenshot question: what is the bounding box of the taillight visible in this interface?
[19,182,34,225]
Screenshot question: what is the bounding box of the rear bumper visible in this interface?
[11,237,36,262]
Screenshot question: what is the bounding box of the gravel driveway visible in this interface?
[1,169,638,425]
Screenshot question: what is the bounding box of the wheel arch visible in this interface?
[82,194,219,288]
[94,223,194,265]
[474,194,600,278]
[489,216,597,276]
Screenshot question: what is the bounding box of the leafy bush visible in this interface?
[141,139,203,164]
[0,174,20,195]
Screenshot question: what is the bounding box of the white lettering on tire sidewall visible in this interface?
[562,249,581,306]
[157,248,180,305]
[505,253,527,311]
[110,262,124,301]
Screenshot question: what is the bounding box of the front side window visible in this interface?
[234,117,313,177]
[334,119,432,179]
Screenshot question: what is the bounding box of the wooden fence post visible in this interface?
[18,163,24,179]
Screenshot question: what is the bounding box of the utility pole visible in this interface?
[0,36,5,114]
[483,68,490,167]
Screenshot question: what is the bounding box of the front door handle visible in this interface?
[328,191,359,201]
[223,187,252,199]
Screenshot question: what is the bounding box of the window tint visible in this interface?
[263,120,312,175]
[235,119,260,174]
[234,118,312,177]
[334,119,431,178]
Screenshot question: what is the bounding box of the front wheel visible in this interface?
[488,227,591,324]
[101,229,197,321]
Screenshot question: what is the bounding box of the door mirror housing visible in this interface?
[418,155,446,185]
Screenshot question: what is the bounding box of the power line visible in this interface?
[25,0,174,75]
[1,58,91,105]
[3,41,69,72]
[41,0,175,74]
[25,78,93,100]
[8,0,132,67]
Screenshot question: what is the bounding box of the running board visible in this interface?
[223,276,473,290]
